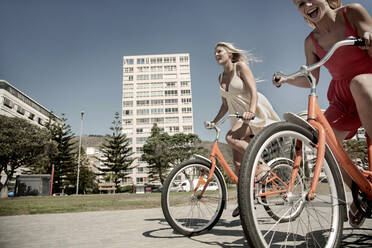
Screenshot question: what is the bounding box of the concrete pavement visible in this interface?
[0,203,371,248]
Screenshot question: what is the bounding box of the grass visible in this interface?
[0,187,238,216]
[0,193,163,216]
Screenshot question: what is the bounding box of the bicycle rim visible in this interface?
[162,161,226,235]
[239,123,345,248]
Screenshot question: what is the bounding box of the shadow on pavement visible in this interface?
[142,217,247,247]
[342,227,372,247]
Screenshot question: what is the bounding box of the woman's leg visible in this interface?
[350,74,372,138]
[225,121,252,155]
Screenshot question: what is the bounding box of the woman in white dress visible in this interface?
[206,42,280,217]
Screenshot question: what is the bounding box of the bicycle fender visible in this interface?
[284,112,348,220]
[193,154,229,210]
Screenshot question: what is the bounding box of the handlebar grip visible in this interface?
[274,76,281,88]
[354,38,365,47]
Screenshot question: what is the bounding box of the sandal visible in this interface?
[254,161,270,183]
[349,203,366,228]
[232,206,240,217]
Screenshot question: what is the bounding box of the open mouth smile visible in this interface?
[307,7,319,19]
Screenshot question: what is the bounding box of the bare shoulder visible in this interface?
[345,3,370,20]
[235,61,251,73]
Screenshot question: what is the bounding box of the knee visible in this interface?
[350,75,371,98]
[226,133,237,147]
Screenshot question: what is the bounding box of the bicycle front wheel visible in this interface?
[238,122,346,248]
[161,159,227,236]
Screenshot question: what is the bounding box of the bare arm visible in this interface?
[211,97,228,124]
[236,62,257,120]
[347,3,372,57]
[273,35,320,88]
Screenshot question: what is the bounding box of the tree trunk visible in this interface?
[0,185,8,198]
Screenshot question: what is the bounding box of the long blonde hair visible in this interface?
[214,42,260,64]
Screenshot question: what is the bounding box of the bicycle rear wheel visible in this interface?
[161,159,226,236]
[238,122,346,248]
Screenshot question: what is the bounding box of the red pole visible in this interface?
[49,164,55,196]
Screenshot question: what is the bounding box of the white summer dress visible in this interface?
[219,63,280,134]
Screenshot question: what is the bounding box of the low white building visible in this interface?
[0,79,61,126]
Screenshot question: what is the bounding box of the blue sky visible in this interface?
[1,0,371,141]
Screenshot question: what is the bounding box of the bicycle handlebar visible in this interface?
[205,113,243,141]
[274,37,365,92]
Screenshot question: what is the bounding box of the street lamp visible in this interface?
[76,111,84,195]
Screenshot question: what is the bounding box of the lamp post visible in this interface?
[76,111,84,195]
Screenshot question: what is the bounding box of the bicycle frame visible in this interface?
[276,37,372,201]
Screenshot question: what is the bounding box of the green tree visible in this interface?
[99,112,134,188]
[75,147,97,194]
[142,123,206,185]
[47,114,77,194]
[0,116,54,197]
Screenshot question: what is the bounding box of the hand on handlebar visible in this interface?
[204,121,215,129]
[272,72,287,88]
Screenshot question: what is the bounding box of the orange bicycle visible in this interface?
[161,114,300,236]
[238,37,372,248]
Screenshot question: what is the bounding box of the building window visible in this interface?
[165,99,178,105]
[163,74,177,79]
[182,107,192,114]
[150,66,163,72]
[124,67,133,73]
[165,108,178,114]
[136,177,144,184]
[180,73,190,79]
[151,74,163,80]
[181,98,192,104]
[123,128,133,135]
[123,110,133,116]
[137,66,150,72]
[164,65,177,72]
[165,82,177,88]
[137,91,150,98]
[151,91,163,97]
[136,137,147,144]
[151,82,163,88]
[3,97,13,109]
[180,65,189,70]
[123,92,133,99]
[37,117,43,126]
[136,100,150,106]
[183,126,193,132]
[181,89,191,96]
[165,90,177,97]
[125,59,134,65]
[29,113,35,120]
[136,118,150,124]
[163,57,176,63]
[137,74,150,80]
[137,83,150,89]
[151,99,163,106]
[165,117,178,123]
[137,58,145,64]
[166,126,179,133]
[16,106,25,115]
[151,117,164,124]
[181,81,190,87]
[179,56,189,63]
[123,101,133,107]
[123,75,133,81]
[123,119,133,125]
[137,167,144,173]
[123,84,134,90]
[183,116,193,123]
[151,108,164,115]
[137,109,150,115]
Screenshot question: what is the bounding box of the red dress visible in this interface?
[310,5,372,139]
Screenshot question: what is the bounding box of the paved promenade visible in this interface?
[0,203,371,248]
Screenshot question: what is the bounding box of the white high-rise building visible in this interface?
[122,53,194,187]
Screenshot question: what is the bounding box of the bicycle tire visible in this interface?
[238,122,346,248]
[161,159,227,236]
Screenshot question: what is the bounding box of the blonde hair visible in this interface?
[214,42,260,64]
[301,0,343,28]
